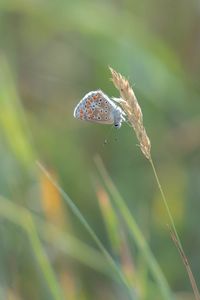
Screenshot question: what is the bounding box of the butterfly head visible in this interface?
[113,106,126,128]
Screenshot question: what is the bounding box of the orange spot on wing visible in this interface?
[93,94,100,101]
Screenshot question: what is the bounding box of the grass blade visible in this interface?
[0,196,63,300]
[37,161,137,300]
[0,55,35,166]
[94,155,173,300]
[95,179,121,257]
[0,196,112,277]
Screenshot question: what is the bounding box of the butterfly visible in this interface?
[73,90,126,128]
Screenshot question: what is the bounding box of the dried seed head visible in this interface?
[109,67,151,159]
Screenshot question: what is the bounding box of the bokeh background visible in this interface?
[0,0,200,299]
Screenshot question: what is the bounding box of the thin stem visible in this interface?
[169,228,200,300]
[149,157,183,250]
[149,157,200,300]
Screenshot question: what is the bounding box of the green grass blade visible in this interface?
[37,161,137,300]
[0,196,112,277]
[25,216,64,300]
[37,220,111,276]
[94,155,173,300]
[0,196,63,300]
[0,55,35,166]
[95,178,121,257]
[94,178,138,291]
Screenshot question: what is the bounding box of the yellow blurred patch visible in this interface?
[40,169,65,228]
[7,289,21,300]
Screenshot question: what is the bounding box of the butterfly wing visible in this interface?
[74,90,115,124]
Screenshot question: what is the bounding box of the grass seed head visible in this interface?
[109,67,151,159]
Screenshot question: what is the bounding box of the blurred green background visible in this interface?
[0,0,200,299]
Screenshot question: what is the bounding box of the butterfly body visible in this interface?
[74,90,125,128]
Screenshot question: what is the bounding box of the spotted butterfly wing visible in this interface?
[74,90,116,124]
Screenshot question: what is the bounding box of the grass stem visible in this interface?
[149,158,200,300]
